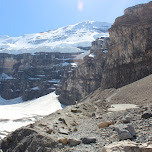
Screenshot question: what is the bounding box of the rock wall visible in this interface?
[58,37,108,105]
[101,1,152,89]
[0,52,81,100]
[58,2,152,105]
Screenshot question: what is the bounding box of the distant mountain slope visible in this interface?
[0,21,111,54]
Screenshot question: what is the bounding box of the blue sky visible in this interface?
[0,0,151,37]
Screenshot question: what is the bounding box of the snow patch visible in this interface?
[0,73,15,80]
[0,92,63,139]
[88,53,95,58]
[108,104,138,112]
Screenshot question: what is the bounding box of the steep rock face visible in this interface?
[101,1,152,89]
[58,37,108,105]
[0,52,81,100]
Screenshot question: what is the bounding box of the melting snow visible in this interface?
[0,92,63,139]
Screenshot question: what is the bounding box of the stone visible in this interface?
[59,128,69,135]
[102,141,152,152]
[71,121,78,126]
[68,139,81,147]
[121,115,131,123]
[58,138,68,145]
[98,121,114,128]
[64,118,71,129]
[141,113,152,119]
[71,109,82,113]
[73,127,78,132]
[58,117,71,129]
[46,129,53,134]
[115,124,136,140]
[98,122,109,128]
[92,113,96,117]
[80,138,96,144]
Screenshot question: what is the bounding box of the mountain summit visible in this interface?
[0,21,111,54]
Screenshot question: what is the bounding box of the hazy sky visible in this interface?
[0,0,151,36]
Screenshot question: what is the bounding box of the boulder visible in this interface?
[98,121,115,128]
[141,113,152,119]
[68,139,81,147]
[115,124,136,140]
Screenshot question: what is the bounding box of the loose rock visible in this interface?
[81,138,96,144]
[102,141,152,152]
[141,113,152,119]
[115,124,136,140]
[68,139,81,146]
[58,138,68,145]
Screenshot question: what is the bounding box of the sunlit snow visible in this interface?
[0,92,63,139]
[0,21,111,54]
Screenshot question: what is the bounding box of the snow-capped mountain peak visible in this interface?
[0,21,111,54]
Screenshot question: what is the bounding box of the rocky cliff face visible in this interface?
[58,2,152,105]
[58,37,109,105]
[0,52,81,100]
[101,1,152,89]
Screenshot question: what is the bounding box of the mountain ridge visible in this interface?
[0,21,111,54]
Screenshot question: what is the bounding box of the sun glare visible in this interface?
[78,0,84,12]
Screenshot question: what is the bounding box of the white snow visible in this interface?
[0,21,111,55]
[31,87,39,90]
[75,50,90,59]
[71,63,78,68]
[0,92,63,139]
[88,53,95,58]
[48,79,60,83]
[108,104,138,112]
[0,73,15,80]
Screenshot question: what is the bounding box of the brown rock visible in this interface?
[46,129,53,134]
[71,109,82,113]
[102,141,152,152]
[68,139,81,146]
[58,138,68,145]
[98,121,114,128]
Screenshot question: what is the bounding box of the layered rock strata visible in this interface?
[58,37,109,105]
[58,2,152,105]
[0,52,81,100]
[101,1,152,89]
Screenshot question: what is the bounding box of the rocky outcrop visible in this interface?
[101,1,152,89]
[0,52,81,100]
[58,2,152,105]
[58,37,108,105]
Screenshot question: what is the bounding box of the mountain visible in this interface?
[0,21,111,54]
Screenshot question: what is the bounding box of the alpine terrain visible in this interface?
[0,1,152,152]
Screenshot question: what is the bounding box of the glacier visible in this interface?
[0,21,111,54]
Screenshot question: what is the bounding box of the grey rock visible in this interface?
[122,115,131,123]
[68,139,81,147]
[141,113,152,119]
[81,137,96,144]
[115,124,136,140]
